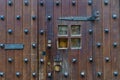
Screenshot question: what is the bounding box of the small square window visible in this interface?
[71,25,81,36]
[57,38,68,49]
[58,25,68,36]
[71,38,81,49]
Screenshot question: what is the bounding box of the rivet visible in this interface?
[0,72,4,77]
[8,58,13,63]
[104,29,109,33]
[113,71,118,77]
[24,29,29,34]
[40,30,44,35]
[47,16,51,20]
[32,15,36,20]
[0,15,5,20]
[24,0,28,6]
[8,29,12,34]
[40,59,44,63]
[88,29,93,34]
[97,72,102,77]
[105,57,110,62]
[113,42,117,47]
[24,58,28,63]
[0,44,4,48]
[8,0,12,6]
[96,43,101,48]
[42,51,46,56]
[32,43,36,48]
[80,72,85,77]
[72,58,77,63]
[72,1,76,6]
[112,14,117,19]
[48,72,52,78]
[16,72,20,77]
[64,72,69,77]
[16,15,20,20]
[47,44,52,48]
[56,1,60,6]
[40,1,44,6]
[104,0,108,5]
[89,57,93,62]
[88,0,92,5]
[94,11,100,18]
[32,72,36,77]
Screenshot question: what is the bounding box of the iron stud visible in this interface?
[40,59,44,63]
[24,58,28,63]
[16,72,20,77]
[104,29,109,33]
[88,0,92,5]
[89,57,93,62]
[32,15,36,20]
[64,72,69,77]
[56,1,60,6]
[72,58,77,63]
[0,72,4,77]
[47,16,51,20]
[88,29,93,34]
[32,43,36,48]
[24,0,28,6]
[8,58,13,63]
[80,72,85,77]
[113,42,117,47]
[48,72,52,78]
[72,1,76,6]
[32,72,36,77]
[104,0,108,5]
[105,57,110,62]
[8,0,12,6]
[16,15,20,20]
[8,29,12,34]
[24,29,29,34]
[113,71,118,77]
[96,43,101,48]
[0,44,4,48]
[0,15,5,20]
[40,1,44,6]
[40,30,44,35]
[97,72,102,77]
[112,14,117,19]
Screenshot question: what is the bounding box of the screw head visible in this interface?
[8,0,12,6]
[8,29,12,34]
[72,1,76,6]
[16,72,20,77]
[80,72,85,77]
[24,58,28,63]
[8,58,13,63]
[88,0,92,5]
[24,0,28,6]
[64,72,69,77]
[112,14,117,19]
[0,15,5,20]
[113,71,118,76]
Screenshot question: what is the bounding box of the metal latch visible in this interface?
[0,44,24,50]
[58,11,100,21]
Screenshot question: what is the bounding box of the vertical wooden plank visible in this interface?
[102,0,112,80]
[23,0,31,80]
[31,0,38,80]
[110,0,119,80]
[38,0,47,80]
[61,0,70,80]
[92,0,103,80]
[6,0,15,80]
[77,0,87,80]
[14,0,23,80]
[0,0,7,80]
[53,0,62,80]
[45,0,54,80]
[86,0,93,80]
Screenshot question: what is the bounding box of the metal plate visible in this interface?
[4,44,24,50]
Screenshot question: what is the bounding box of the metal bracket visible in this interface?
[58,11,100,21]
[4,44,24,50]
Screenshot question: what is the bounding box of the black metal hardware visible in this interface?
[97,72,102,77]
[48,72,52,78]
[40,59,44,63]
[0,15,5,20]
[104,29,109,33]
[88,29,93,34]
[24,0,28,6]
[0,44,4,48]
[56,1,60,6]
[32,15,36,20]
[16,15,20,20]
[8,29,12,34]
[40,30,44,35]
[8,0,12,6]
[0,72,4,77]
[89,57,93,62]
[88,0,92,5]
[4,44,24,50]
[96,43,101,48]
[64,72,69,77]
[47,16,51,20]
[72,1,76,6]
[104,0,108,5]
[105,57,110,62]
[24,58,28,63]
[80,72,85,77]
[58,11,99,21]
[8,58,13,63]
[112,14,117,19]
[32,72,36,77]
[42,51,46,56]
[113,42,117,47]
[24,29,29,34]
[72,58,77,63]
[32,43,36,48]
[16,72,20,77]
[113,71,118,76]
[40,1,44,6]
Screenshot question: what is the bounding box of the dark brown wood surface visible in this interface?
[0,0,120,80]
